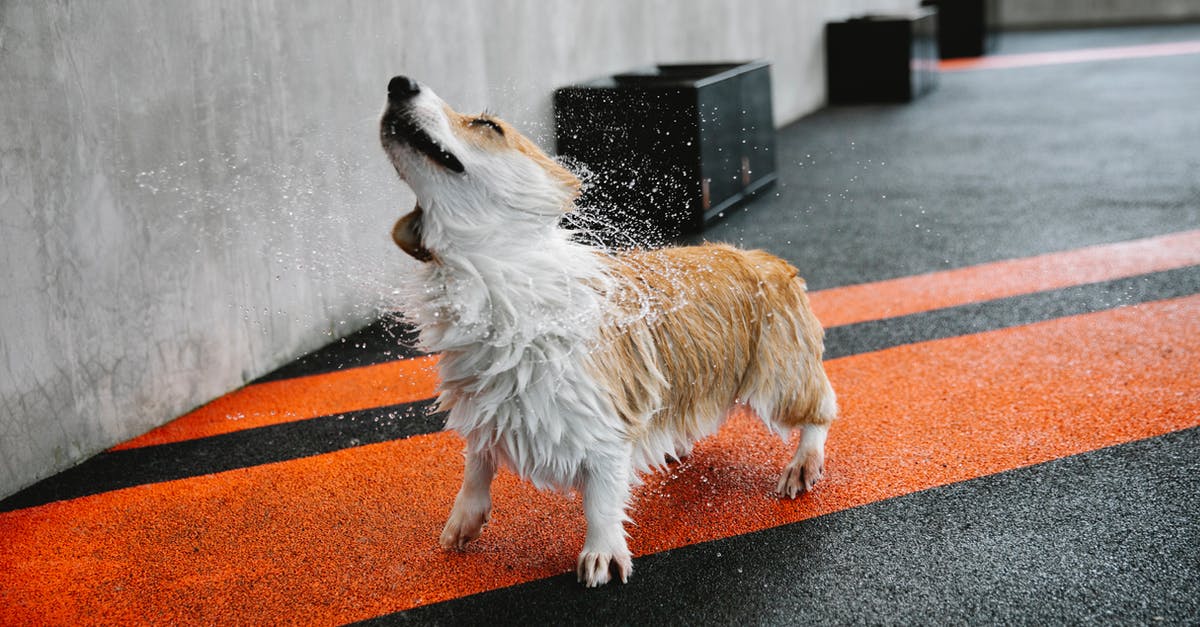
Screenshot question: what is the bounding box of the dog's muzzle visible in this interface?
[381,76,465,174]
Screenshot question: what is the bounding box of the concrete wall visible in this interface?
[0,0,919,499]
[999,0,1200,28]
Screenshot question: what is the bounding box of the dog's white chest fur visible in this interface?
[405,234,626,490]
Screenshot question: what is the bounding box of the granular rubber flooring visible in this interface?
[2,24,1198,625]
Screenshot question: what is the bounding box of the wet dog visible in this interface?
[380,76,836,586]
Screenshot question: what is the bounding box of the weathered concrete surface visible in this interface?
[0,0,920,498]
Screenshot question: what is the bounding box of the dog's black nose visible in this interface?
[388,76,420,102]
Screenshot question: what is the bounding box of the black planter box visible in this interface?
[826,10,939,104]
[554,61,776,245]
[923,0,997,59]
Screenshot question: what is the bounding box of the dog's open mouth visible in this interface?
[382,114,465,174]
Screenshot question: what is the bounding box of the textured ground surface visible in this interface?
[2,24,1198,626]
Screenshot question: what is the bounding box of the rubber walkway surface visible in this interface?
[2,25,1199,625]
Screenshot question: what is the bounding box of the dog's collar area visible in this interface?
[392,204,436,263]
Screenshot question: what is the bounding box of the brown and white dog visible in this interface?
[380,76,836,587]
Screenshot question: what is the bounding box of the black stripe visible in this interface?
[0,400,445,513]
[3,265,1196,512]
[824,265,1200,359]
[355,426,1200,625]
[253,315,425,384]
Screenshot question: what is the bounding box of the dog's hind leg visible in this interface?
[439,448,496,550]
[576,446,634,587]
[773,373,837,499]
[776,422,830,498]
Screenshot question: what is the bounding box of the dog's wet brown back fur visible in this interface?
[591,243,832,455]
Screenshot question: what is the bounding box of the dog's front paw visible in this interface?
[775,450,824,499]
[577,549,632,587]
[439,504,490,550]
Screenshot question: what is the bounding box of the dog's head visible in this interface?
[380,76,582,261]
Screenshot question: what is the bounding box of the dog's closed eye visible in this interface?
[469,117,504,136]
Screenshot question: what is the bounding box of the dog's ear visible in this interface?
[393,204,435,262]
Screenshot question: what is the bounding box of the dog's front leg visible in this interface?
[577,450,633,587]
[439,448,496,550]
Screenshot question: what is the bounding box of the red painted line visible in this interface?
[940,39,1200,71]
[3,295,1197,625]
[808,230,1200,327]
[110,355,441,450]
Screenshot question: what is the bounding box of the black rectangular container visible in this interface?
[554,61,776,245]
[923,0,998,59]
[826,10,939,104]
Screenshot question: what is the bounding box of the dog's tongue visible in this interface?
[392,205,435,262]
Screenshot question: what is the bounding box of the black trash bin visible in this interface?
[555,61,776,246]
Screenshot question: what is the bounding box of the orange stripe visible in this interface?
[940,39,1200,72]
[111,355,441,450]
[3,295,1197,625]
[808,230,1200,327]
[114,231,1200,450]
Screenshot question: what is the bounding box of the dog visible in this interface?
[380,76,836,587]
